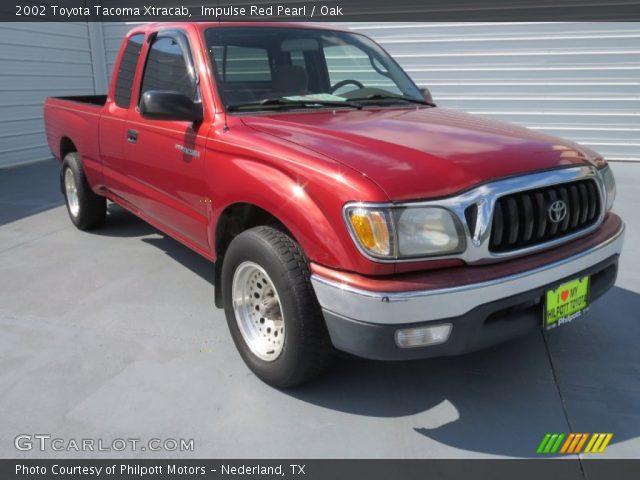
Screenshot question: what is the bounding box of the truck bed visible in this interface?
[51,95,107,107]
[44,95,107,187]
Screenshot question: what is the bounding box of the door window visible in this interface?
[140,36,196,101]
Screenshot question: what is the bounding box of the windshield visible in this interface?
[204,27,424,110]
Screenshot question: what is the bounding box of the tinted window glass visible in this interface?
[290,51,306,69]
[140,36,196,101]
[218,46,271,82]
[114,34,144,108]
[324,43,399,95]
[204,27,422,108]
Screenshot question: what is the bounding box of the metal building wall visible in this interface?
[0,23,99,167]
[101,23,133,83]
[341,22,640,162]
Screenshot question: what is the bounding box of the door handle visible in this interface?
[127,129,138,143]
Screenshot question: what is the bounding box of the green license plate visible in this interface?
[544,276,590,330]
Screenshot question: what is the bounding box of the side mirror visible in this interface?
[419,87,434,105]
[140,91,203,122]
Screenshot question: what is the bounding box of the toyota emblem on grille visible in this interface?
[548,200,568,223]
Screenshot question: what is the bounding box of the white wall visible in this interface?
[0,23,97,167]
[344,22,640,162]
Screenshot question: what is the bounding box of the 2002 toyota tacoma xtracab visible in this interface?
[44,22,624,387]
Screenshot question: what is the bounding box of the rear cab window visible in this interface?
[114,34,144,109]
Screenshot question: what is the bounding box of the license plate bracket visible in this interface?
[544,276,590,331]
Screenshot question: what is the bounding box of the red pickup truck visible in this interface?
[45,22,624,387]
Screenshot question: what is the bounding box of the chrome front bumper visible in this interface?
[311,223,624,326]
[311,223,624,360]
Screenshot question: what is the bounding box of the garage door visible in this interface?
[338,22,640,163]
[102,23,137,79]
[0,23,98,168]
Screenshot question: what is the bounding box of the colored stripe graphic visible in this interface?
[562,433,587,453]
[537,434,552,454]
[538,433,612,454]
[598,433,613,453]
[584,434,599,453]
[537,433,565,454]
[561,433,576,453]
[585,433,614,453]
[574,433,589,453]
[544,434,559,453]
[550,433,565,453]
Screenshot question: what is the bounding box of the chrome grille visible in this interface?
[489,179,601,253]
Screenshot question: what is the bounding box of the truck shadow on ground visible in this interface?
[95,203,215,285]
[96,203,639,458]
[286,287,640,458]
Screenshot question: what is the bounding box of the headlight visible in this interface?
[599,165,616,212]
[396,207,463,256]
[345,204,465,259]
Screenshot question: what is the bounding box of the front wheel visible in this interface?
[222,226,334,387]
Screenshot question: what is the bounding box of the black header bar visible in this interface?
[4,0,640,22]
[3,459,640,480]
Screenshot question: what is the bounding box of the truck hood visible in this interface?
[242,107,599,201]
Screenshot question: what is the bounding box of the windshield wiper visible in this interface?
[348,94,436,107]
[227,97,362,112]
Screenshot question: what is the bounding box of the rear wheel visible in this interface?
[222,226,334,387]
[62,152,106,230]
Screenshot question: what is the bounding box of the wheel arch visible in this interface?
[60,136,77,159]
[213,202,296,308]
[59,138,78,194]
[208,152,391,307]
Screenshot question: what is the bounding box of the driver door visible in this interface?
[124,31,209,251]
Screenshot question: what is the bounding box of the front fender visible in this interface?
[206,139,395,275]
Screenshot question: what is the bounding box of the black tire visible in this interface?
[62,152,106,230]
[222,226,334,387]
